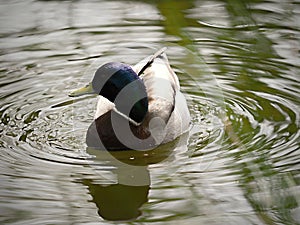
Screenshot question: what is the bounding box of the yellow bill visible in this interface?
[68,82,95,97]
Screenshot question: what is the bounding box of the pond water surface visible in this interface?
[0,1,300,224]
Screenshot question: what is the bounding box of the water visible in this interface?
[0,0,299,224]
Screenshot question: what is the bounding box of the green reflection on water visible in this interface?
[156,0,299,224]
[217,2,299,224]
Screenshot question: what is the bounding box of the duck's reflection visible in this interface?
[82,134,187,221]
[82,165,150,221]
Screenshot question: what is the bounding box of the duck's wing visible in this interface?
[132,47,180,91]
[135,47,167,76]
[133,48,180,126]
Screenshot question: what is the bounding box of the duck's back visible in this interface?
[133,51,190,145]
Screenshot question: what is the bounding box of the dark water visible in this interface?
[1,1,299,224]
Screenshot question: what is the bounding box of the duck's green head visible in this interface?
[69,62,148,123]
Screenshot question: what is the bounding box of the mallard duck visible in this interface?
[69,47,190,150]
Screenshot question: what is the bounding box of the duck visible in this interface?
[69,47,190,150]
